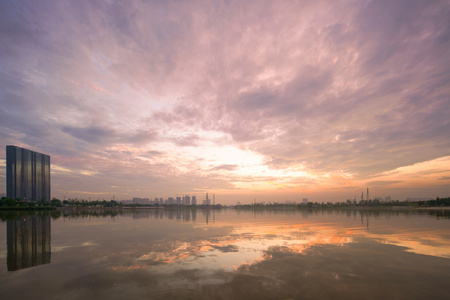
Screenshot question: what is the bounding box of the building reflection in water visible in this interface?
[7,215,51,271]
[128,208,204,223]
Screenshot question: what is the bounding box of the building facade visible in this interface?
[6,145,50,201]
[183,195,191,206]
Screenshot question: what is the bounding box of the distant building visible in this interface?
[302,198,308,204]
[385,196,391,202]
[6,145,50,201]
[176,197,182,205]
[133,197,149,205]
[203,193,211,205]
[191,196,197,205]
[183,195,191,205]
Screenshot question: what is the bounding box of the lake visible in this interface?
[0,207,449,300]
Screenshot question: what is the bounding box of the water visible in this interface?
[0,207,449,300]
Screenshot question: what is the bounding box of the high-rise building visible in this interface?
[166,197,175,205]
[133,197,149,205]
[6,145,50,201]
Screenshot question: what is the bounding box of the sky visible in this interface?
[0,0,449,204]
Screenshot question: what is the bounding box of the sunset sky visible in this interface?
[0,0,449,204]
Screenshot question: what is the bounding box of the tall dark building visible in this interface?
[6,145,50,201]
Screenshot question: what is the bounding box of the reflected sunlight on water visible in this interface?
[0,208,449,300]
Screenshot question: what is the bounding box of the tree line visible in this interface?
[236,197,450,208]
[1,196,449,209]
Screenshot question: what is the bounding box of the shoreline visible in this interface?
[0,206,56,211]
[0,205,449,212]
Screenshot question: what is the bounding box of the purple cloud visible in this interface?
[0,0,449,202]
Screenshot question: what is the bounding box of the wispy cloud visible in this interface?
[0,0,449,202]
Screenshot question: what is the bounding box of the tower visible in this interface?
[6,145,50,201]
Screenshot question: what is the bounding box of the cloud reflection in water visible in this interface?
[0,208,449,300]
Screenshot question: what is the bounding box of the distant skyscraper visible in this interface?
[6,145,50,201]
[133,197,149,205]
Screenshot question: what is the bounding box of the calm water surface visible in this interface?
[0,208,449,300]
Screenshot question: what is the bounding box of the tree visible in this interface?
[0,197,17,207]
[50,198,62,207]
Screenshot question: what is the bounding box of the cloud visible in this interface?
[145,150,164,157]
[367,180,404,187]
[0,0,449,201]
[210,164,239,171]
[209,244,239,253]
[171,134,200,147]
[62,125,118,145]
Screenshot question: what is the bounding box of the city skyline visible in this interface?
[0,0,449,204]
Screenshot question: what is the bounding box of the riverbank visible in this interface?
[0,206,56,211]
